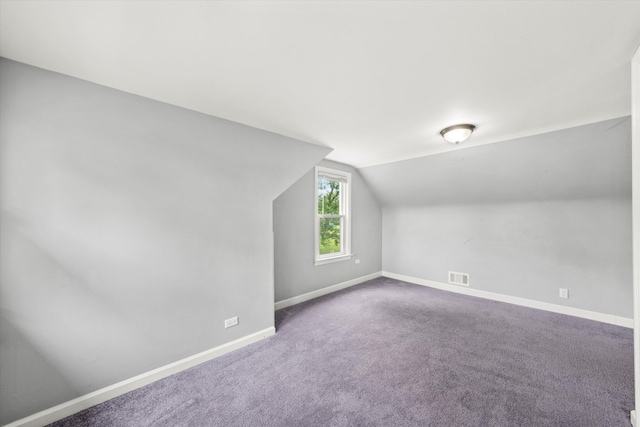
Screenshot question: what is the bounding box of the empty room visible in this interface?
[2,1,640,426]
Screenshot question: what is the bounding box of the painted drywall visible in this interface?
[274,160,382,302]
[631,42,640,422]
[0,58,331,425]
[360,117,632,318]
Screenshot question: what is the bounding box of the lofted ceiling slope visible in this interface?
[1,1,639,168]
[359,117,632,207]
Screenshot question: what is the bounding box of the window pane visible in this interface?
[319,217,341,255]
[318,178,340,215]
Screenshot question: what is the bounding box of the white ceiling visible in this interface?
[1,1,639,168]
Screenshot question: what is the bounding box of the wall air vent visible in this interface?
[449,271,469,287]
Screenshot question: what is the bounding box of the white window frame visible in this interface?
[314,166,352,266]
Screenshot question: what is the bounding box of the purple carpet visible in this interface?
[50,277,634,426]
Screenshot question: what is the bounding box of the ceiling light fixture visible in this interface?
[440,124,476,144]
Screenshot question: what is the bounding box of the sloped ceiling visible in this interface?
[359,117,631,207]
[1,1,639,167]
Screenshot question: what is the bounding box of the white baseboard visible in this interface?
[631,410,636,427]
[382,271,633,329]
[4,327,276,427]
[274,271,382,311]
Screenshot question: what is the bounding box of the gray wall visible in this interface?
[274,160,382,302]
[0,58,331,424]
[360,117,632,318]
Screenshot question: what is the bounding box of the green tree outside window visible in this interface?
[318,178,341,254]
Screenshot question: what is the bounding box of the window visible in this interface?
[315,166,352,265]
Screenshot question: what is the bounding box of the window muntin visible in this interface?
[315,167,351,265]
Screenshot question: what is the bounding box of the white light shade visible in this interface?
[440,124,475,144]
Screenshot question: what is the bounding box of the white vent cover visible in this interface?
[448,271,469,286]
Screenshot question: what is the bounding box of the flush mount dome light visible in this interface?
[440,124,476,144]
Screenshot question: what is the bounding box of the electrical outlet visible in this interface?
[355,259,360,264]
[559,288,569,299]
[224,316,239,329]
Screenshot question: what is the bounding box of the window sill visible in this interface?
[314,253,353,266]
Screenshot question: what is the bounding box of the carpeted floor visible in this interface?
[50,277,634,426]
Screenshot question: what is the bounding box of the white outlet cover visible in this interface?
[224,316,239,328]
[559,288,569,299]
